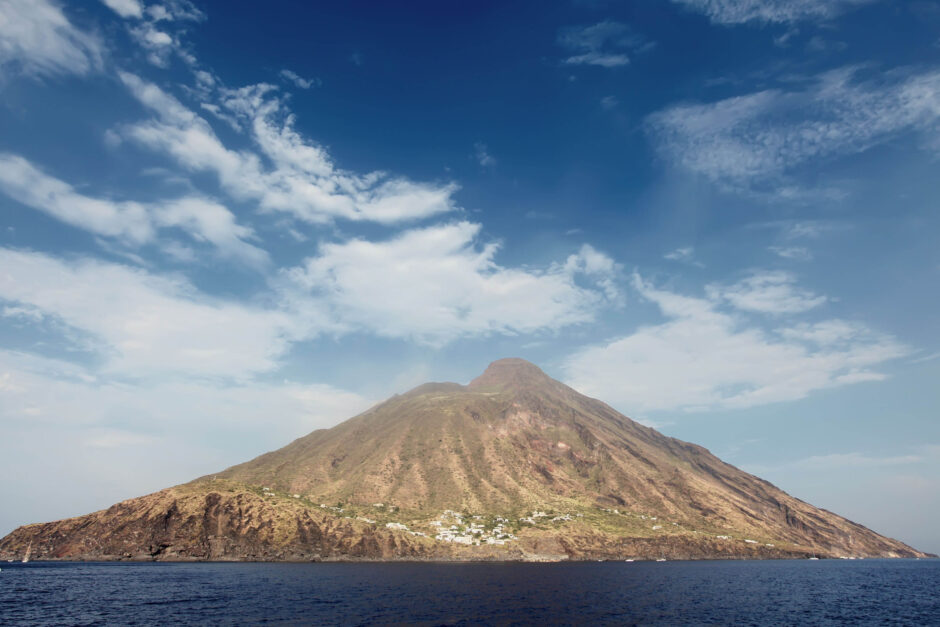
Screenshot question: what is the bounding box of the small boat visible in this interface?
[624,559,635,562]
[808,552,819,560]
[22,541,32,564]
[656,558,667,562]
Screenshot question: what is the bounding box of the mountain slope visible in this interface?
[0,359,929,561]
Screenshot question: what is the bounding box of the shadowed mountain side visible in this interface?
[1,359,930,561]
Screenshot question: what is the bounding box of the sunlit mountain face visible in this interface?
[0,359,930,561]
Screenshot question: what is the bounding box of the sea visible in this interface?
[1,559,938,625]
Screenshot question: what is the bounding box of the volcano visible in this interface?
[0,358,928,562]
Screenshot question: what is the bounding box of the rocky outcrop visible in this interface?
[0,486,442,562]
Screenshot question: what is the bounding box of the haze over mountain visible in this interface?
[0,359,928,562]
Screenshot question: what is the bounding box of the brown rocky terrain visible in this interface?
[0,358,931,561]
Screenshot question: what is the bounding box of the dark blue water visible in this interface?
[1,560,938,625]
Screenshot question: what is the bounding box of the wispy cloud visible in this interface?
[0,0,103,78]
[783,221,840,239]
[564,273,908,413]
[778,320,884,351]
[0,153,152,243]
[706,270,826,314]
[664,247,705,268]
[144,0,205,23]
[646,66,940,196]
[751,219,846,241]
[805,35,848,54]
[474,142,496,168]
[664,246,695,262]
[102,0,204,67]
[558,20,652,68]
[769,246,812,261]
[117,73,459,225]
[0,153,269,267]
[279,68,320,90]
[910,351,940,364]
[129,23,177,67]
[671,0,876,25]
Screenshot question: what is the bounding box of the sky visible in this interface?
[0,0,938,554]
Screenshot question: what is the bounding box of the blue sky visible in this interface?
[0,0,938,553]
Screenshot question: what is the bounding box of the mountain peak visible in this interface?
[2,354,929,562]
[468,358,553,390]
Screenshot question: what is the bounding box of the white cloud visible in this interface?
[664,247,705,268]
[0,153,268,266]
[646,66,940,194]
[0,0,103,78]
[563,274,908,413]
[769,246,812,260]
[199,102,243,132]
[563,243,622,302]
[566,53,629,69]
[0,153,153,243]
[118,73,459,225]
[600,95,619,110]
[664,247,694,261]
[671,0,875,25]
[752,219,845,240]
[557,20,650,68]
[283,222,618,344]
[130,23,176,67]
[156,197,269,267]
[706,271,826,314]
[279,68,319,89]
[128,22,185,68]
[145,0,205,23]
[114,0,203,66]
[143,30,173,46]
[474,142,496,168]
[100,0,143,19]
[120,71,199,125]
[0,249,297,380]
